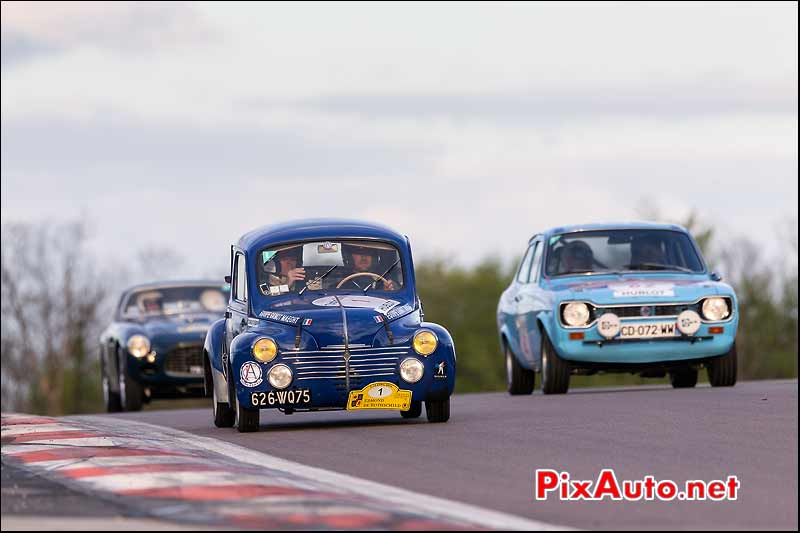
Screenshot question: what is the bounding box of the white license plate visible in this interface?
[619,321,677,339]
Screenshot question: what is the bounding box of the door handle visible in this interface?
[240,318,248,328]
[514,295,522,302]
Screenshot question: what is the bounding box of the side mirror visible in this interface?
[224,275,232,284]
[710,272,722,282]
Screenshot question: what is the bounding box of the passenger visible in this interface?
[263,247,305,291]
[630,235,667,265]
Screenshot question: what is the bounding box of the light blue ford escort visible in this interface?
[497,223,738,394]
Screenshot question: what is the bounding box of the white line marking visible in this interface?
[1,424,82,436]
[83,416,569,530]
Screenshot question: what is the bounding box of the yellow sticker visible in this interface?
[347,381,412,411]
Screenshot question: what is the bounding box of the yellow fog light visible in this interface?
[412,330,438,356]
[253,337,278,363]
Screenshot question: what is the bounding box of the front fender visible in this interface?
[204,318,228,401]
[419,321,457,399]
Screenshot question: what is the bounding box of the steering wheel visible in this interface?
[336,272,389,289]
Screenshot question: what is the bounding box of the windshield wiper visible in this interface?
[363,259,401,293]
[625,263,693,273]
[299,265,338,295]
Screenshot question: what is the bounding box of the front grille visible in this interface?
[282,344,407,383]
[164,345,204,377]
[596,303,701,319]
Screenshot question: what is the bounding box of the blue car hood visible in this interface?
[545,274,721,305]
[139,314,218,344]
[254,294,415,347]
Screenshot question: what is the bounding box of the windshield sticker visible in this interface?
[612,283,675,298]
[311,295,400,313]
[258,311,302,325]
[262,250,277,264]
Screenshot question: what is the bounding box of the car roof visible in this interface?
[236,218,408,252]
[122,280,226,294]
[534,221,689,241]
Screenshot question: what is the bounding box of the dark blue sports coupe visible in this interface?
[204,219,456,432]
[100,280,230,411]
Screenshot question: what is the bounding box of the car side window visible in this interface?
[528,242,543,283]
[516,244,535,283]
[233,253,247,302]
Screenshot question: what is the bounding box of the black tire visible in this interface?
[101,364,122,413]
[541,333,570,395]
[669,367,698,388]
[118,353,143,412]
[505,343,535,395]
[234,394,260,432]
[401,401,423,419]
[425,398,450,423]
[707,343,737,387]
[212,379,235,428]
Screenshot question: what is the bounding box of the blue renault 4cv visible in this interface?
[497,223,738,395]
[204,219,456,432]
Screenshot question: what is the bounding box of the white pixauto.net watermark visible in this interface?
[535,469,740,501]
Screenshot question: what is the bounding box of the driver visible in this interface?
[630,235,667,265]
[342,243,398,291]
[561,241,594,273]
[138,291,163,314]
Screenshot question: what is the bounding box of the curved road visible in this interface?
[108,380,797,530]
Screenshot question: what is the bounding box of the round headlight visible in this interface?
[253,337,278,363]
[702,298,730,322]
[412,330,438,356]
[563,302,591,327]
[677,310,702,335]
[127,335,150,358]
[597,313,621,339]
[400,358,424,383]
[268,364,293,389]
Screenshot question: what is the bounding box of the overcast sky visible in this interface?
[2,1,797,277]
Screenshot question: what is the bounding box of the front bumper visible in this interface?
[553,320,737,364]
[233,344,456,409]
[127,342,205,389]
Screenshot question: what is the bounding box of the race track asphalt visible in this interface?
[103,380,797,530]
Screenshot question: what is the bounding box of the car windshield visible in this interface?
[544,230,705,277]
[121,286,229,319]
[257,240,404,296]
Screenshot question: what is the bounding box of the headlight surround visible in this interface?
[562,302,591,327]
[702,297,730,322]
[268,364,293,389]
[399,357,424,383]
[127,335,150,358]
[252,337,278,363]
[412,330,438,356]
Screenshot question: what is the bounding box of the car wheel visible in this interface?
[425,398,450,423]
[234,394,260,432]
[669,367,698,388]
[541,333,570,394]
[212,380,235,428]
[506,343,535,395]
[118,356,143,412]
[102,367,122,413]
[401,401,422,419]
[707,343,737,387]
